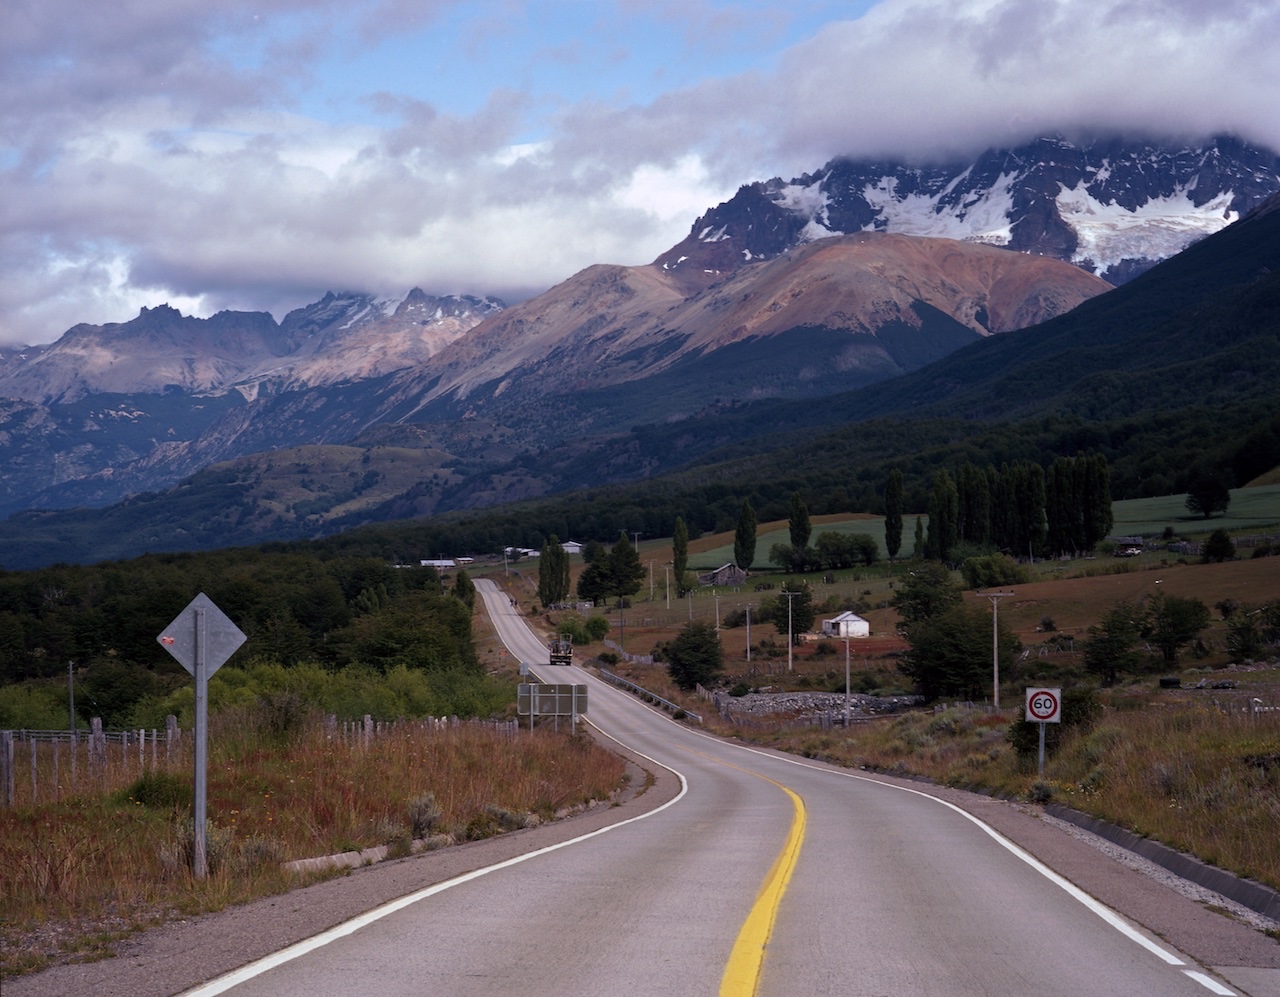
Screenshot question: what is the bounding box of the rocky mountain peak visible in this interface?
[656,134,1280,287]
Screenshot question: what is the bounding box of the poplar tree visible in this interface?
[925,470,959,563]
[733,500,757,572]
[538,536,569,607]
[788,491,811,550]
[673,517,689,594]
[884,469,904,564]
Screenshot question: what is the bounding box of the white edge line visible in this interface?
[679,726,1197,968]
[181,729,687,996]
[1182,970,1238,995]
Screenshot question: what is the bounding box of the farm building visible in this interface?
[821,611,870,638]
[698,563,748,587]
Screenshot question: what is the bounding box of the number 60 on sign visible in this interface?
[1025,687,1062,724]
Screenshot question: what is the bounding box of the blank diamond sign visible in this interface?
[157,592,246,677]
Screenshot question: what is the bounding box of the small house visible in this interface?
[821,611,870,639]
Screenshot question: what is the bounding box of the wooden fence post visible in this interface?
[90,717,106,778]
[166,715,179,764]
[30,735,37,803]
[1,730,13,807]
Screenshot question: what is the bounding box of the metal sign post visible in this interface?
[518,683,589,734]
[1025,687,1062,777]
[157,593,246,879]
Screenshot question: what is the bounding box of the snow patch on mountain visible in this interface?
[1057,184,1239,273]
[859,172,1018,246]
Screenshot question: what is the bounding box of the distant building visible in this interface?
[697,563,748,587]
[821,611,870,638]
[562,541,583,555]
[421,559,456,569]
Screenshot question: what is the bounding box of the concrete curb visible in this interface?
[1045,802,1280,922]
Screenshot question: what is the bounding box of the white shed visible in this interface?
[821,611,870,639]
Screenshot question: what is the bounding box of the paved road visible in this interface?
[178,579,1271,996]
[10,579,1279,996]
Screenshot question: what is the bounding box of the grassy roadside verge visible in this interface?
[0,711,626,979]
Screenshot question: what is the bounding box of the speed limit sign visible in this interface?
[1026,687,1062,723]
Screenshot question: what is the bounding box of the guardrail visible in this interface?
[598,670,702,723]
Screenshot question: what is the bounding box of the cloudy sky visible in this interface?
[3,0,1278,346]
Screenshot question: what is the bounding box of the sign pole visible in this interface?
[193,606,208,879]
[157,593,245,881]
[1025,687,1062,780]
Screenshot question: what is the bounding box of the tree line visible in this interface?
[0,548,488,729]
[920,455,1113,565]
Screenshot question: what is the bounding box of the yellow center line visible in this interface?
[607,716,808,996]
[717,768,807,996]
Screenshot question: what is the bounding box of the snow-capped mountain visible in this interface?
[0,289,504,405]
[239,289,505,397]
[656,135,1280,286]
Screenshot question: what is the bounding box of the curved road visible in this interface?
[10,580,1278,996]
[176,579,1265,996]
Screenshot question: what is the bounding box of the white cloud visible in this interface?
[2,0,1278,346]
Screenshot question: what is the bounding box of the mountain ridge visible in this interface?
[0,135,1277,561]
[656,134,1280,289]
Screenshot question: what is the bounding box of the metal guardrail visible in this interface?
[598,670,702,723]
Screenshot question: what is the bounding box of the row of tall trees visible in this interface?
[924,456,1114,563]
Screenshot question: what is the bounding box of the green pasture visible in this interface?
[1110,483,1280,538]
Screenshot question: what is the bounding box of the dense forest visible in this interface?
[0,549,501,730]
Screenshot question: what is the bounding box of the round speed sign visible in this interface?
[1025,687,1062,723]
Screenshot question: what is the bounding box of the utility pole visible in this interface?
[782,589,798,672]
[648,559,655,601]
[745,605,751,665]
[664,564,671,610]
[631,531,641,552]
[715,594,720,631]
[844,634,851,726]
[983,591,1016,709]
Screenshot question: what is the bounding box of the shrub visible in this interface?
[407,793,443,839]
[1006,686,1101,759]
[960,553,1031,589]
[116,770,192,811]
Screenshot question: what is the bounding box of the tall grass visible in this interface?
[0,705,626,977]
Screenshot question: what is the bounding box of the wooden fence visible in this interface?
[1,714,523,808]
[0,716,186,808]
